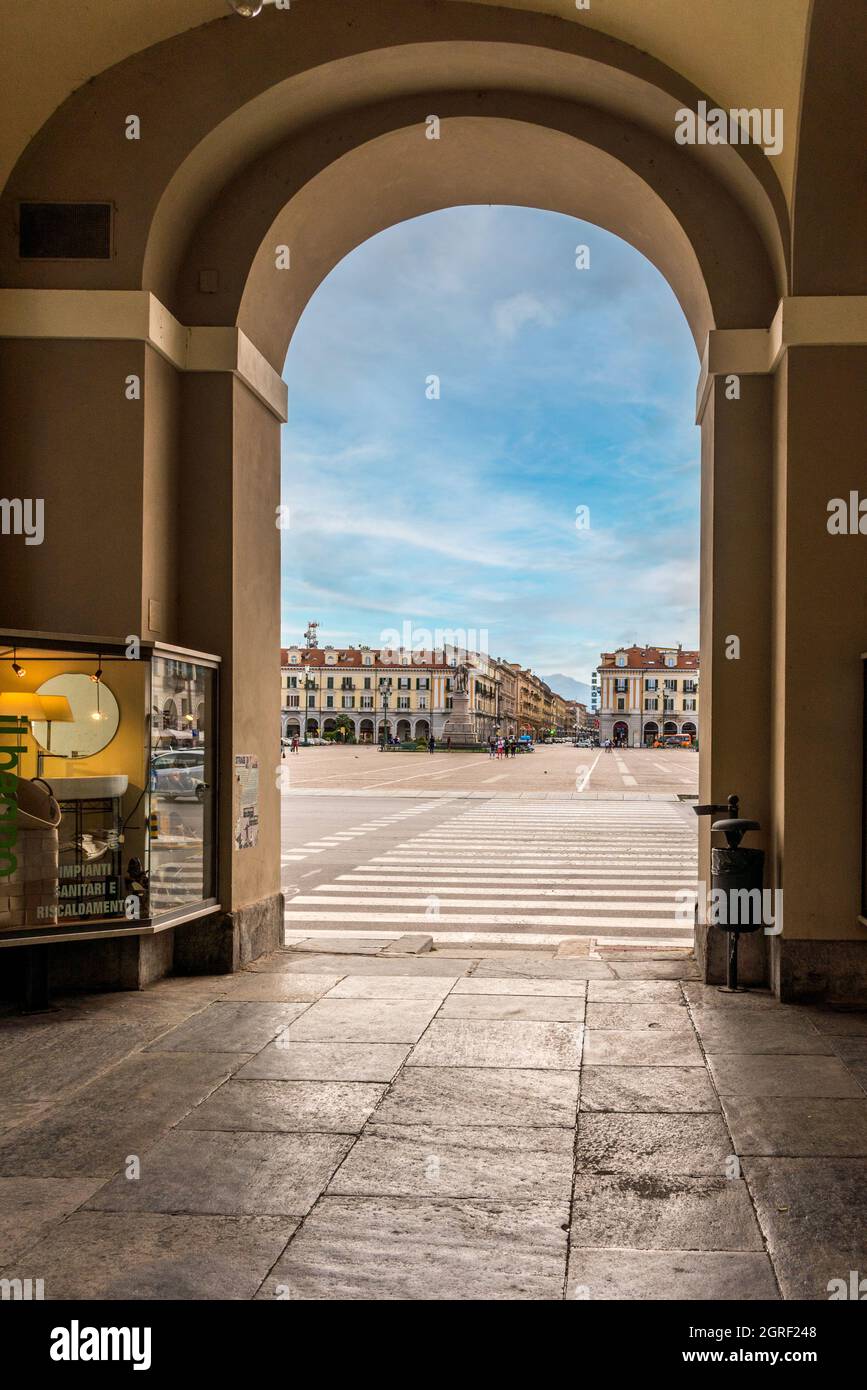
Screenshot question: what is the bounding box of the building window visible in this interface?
[288,695,300,709]
[418,696,427,710]
[307,695,315,708]
[666,656,676,667]
[364,677,371,690]
[684,698,696,711]
[360,696,373,709]
[342,696,354,709]
[645,679,658,691]
[664,698,674,711]
[417,677,429,690]
[326,676,334,689]
[397,696,410,710]
[644,698,658,711]
[615,679,628,693]
[664,679,678,691]
[683,681,697,694]
[616,655,626,667]
[617,698,625,710]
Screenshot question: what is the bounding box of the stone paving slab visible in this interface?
[609,961,700,980]
[0,1053,245,1177]
[266,953,472,977]
[281,998,440,1044]
[326,975,458,1000]
[566,1248,779,1300]
[707,1052,863,1098]
[328,1123,574,1199]
[587,980,684,1003]
[722,1096,867,1156]
[408,1018,583,1070]
[743,1157,867,1300]
[0,1101,48,1137]
[452,976,586,997]
[575,1113,733,1177]
[570,1173,764,1251]
[86,1130,353,1218]
[472,957,614,981]
[583,1030,703,1067]
[181,1079,387,1134]
[585,1001,693,1032]
[375,1066,580,1127]
[692,1012,832,1055]
[237,1041,411,1082]
[258,1196,569,1300]
[438,994,585,1023]
[0,1018,167,1102]
[2,1210,296,1301]
[580,1065,720,1113]
[801,1008,867,1036]
[0,1176,105,1265]
[682,983,780,1012]
[145,1002,309,1054]
[216,973,343,1003]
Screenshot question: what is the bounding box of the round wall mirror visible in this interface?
[31,673,120,757]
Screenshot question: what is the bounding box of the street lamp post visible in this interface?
[379,677,390,749]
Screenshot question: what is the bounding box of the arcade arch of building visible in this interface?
[1,0,865,998]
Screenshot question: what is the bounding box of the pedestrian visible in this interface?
[291,735,299,755]
[488,734,497,759]
[428,735,436,754]
[509,737,517,758]
[446,736,451,751]
[496,737,504,759]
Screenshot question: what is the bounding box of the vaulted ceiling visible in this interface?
[1,0,812,203]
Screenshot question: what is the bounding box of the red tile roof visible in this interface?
[598,645,699,671]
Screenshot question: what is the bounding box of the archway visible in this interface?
[396,720,412,743]
[663,721,678,737]
[8,0,845,995]
[643,722,659,747]
[415,719,430,741]
[613,721,629,747]
[359,718,375,744]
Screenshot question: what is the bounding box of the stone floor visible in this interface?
[1,939,866,1301]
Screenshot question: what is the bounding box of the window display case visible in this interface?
[0,634,219,946]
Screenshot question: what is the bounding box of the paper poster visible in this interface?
[233,754,259,850]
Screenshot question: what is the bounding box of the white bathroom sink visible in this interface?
[46,774,129,800]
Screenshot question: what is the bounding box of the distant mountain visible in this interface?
[539,673,592,704]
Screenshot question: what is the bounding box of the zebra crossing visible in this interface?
[284,798,697,946]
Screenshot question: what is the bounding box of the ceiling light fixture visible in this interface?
[226,0,265,16]
[11,649,26,679]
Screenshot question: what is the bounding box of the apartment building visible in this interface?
[597,644,700,746]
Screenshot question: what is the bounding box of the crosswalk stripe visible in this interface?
[284,797,697,947]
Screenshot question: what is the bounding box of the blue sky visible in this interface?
[280,205,699,684]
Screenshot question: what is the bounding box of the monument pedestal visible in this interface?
[440,691,481,749]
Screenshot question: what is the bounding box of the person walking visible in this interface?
[488,734,497,759]
[291,735,299,755]
[428,734,436,754]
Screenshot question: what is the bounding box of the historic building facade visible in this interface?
[597,645,700,746]
[282,643,577,743]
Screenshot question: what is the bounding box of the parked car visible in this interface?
[575,737,593,748]
[662,734,693,748]
[151,749,207,801]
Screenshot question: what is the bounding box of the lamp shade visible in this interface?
[0,691,49,722]
[35,695,74,722]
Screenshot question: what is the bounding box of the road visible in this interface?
[282,745,698,948]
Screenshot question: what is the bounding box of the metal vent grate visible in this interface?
[19,202,112,259]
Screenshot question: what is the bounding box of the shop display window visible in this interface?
[0,635,219,944]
